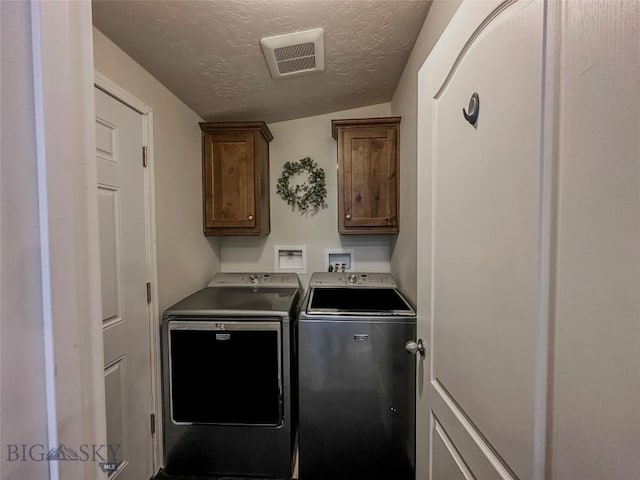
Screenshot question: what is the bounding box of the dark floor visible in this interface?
[152,469,290,480]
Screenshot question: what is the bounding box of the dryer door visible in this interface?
[168,320,282,426]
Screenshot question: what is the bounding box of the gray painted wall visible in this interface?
[93,28,220,311]
[390,0,462,302]
[220,103,393,288]
[93,1,465,304]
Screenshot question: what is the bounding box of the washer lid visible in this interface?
[163,286,299,318]
[306,287,415,316]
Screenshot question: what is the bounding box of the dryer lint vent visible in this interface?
[260,28,325,79]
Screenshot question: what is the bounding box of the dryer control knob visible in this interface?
[347,274,358,284]
[249,273,259,284]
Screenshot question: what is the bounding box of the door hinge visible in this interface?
[146,282,151,303]
[142,145,148,168]
[150,413,156,435]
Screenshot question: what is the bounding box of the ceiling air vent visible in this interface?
[260,28,325,79]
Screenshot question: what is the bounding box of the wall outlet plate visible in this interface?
[274,245,307,274]
[325,248,355,272]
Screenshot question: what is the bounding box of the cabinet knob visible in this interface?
[248,215,254,221]
[345,214,352,220]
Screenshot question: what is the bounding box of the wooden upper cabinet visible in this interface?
[200,122,273,236]
[332,117,401,234]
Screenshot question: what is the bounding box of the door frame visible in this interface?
[28,2,108,478]
[95,71,163,471]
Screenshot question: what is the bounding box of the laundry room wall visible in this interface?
[220,103,393,288]
[92,28,220,310]
[389,0,463,302]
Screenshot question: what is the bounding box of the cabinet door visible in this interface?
[340,126,398,233]
[203,132,256,230]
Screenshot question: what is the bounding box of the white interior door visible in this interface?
[95,87,153,479]
[417,1,547,479]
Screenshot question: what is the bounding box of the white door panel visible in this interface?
[96,87,153,479]
[432,420,474,480]
[419,1,640,480]
[418,1,546,479]
[431,2,543,477]
[98,185,123,326]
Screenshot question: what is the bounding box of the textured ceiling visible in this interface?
[92,1,431,123]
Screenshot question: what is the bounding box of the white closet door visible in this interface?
[96,87,154,479]
[417,1,547,479]
[418,1,640,479]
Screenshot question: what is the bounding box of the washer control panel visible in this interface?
[208,272,300,288]
[309,272,397,288]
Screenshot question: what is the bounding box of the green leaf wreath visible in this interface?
[276,157,327,213]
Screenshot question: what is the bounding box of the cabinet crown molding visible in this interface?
[331,116,401,140]
[200,121,274,143]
